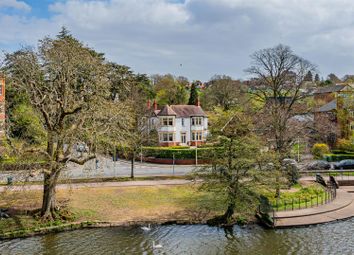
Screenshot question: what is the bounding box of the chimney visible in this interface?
[196,97,200,107]
[153,99,158,111]
[147,99,151,110]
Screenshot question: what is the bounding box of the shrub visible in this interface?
[311,143,330,159]
[335,139,354,152]
[142,146,220,159]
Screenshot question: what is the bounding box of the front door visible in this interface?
[181,133,186,144]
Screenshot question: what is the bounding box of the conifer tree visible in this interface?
[188,82,198,105]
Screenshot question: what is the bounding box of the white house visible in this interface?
[149,100,208,147]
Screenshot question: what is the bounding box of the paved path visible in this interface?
[0,179,195,192]
[274,187,354,228]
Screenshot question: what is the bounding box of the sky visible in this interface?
[1,0,354,81]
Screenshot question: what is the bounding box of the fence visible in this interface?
[300,169,354,181]
[271,185,337,212]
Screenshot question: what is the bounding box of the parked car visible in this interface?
[306,160,331,170]
[333,160,354,170]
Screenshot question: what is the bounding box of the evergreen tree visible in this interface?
[304,71,313,82]
[314,73,320,82]
[188,82,198,105]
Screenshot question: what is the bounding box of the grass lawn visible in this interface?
[0,184,226,235]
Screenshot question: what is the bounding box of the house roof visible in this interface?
[315,99,337,112]
[157,105,207,117]
[314,85,347,94]
[157,105,177,116]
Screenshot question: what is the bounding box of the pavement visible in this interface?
[0,179,196,192]
[274,187,354,228]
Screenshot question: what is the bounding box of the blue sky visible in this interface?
[1,0,354,81]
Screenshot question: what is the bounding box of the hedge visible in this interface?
[323,154,354,162]
[142,147,220,160]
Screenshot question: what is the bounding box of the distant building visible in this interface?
[313,84,354,139]
[148,100,208,147]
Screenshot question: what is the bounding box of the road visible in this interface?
[0,179,197,192]
[0,156,197,183]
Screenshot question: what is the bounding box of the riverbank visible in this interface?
[0,183,230,239]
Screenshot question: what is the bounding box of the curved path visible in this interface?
[274,187,354,228]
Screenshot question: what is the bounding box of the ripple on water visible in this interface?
[1,219,354,255]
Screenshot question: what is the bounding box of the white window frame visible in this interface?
[161,117,174,127]
[192,131,203,141]
[191,117,203,126]
[159,132,174,142]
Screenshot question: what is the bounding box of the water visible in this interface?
[1,220,354,255]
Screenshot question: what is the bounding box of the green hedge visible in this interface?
[332,150,354,155]
[324,154,354,162]
[142,147,219,159]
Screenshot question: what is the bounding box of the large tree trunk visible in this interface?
[41,167,60,220]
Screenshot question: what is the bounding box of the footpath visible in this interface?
[0,179,195,192]
[274,187,354,227]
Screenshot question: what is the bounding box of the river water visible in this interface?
[1,219,354,255]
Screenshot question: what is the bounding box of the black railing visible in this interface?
[271,185,337,212]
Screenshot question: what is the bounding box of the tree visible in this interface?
[152,74,188,105]
[314,73,320,82]
[304,71,313,82]
[5,29,132,220]
[195,110,272,225]
[202,75,246,111]
[327,73,342,84]
[188,81,198,105]
[246,44,315,196]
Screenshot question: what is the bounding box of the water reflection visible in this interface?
[1,219,354,255]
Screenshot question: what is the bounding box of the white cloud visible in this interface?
[0,0,31,11]
[1,0,354,80]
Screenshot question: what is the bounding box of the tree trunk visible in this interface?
[223,202,235,221]
[131,152,135,179]
[41,167,60,220]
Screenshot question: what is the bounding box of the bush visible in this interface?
[311,143,330,159]
[335,139,354,152]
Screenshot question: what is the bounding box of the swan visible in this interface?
[141,224,151,231]
[152,241,163,249]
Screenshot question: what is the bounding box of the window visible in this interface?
[160,133,174,142]
[181,118,185,126]
[191,117,203,126]
[161,117,174,126]
[181,133,186,144]
[192,131,203,141]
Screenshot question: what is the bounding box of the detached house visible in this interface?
[149,100,208,147]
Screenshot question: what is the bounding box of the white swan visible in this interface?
[141,224,151,231]
[152,241,163,249]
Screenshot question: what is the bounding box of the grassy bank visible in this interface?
[0,184,226,237]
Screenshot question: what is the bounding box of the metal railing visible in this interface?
[300,169,354,180]
[271,185,337,212]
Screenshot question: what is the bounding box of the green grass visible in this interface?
[264,184,328,211]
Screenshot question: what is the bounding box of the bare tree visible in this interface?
[246,44,315,197]
[5,29,132,220]
[246,44,316,155]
